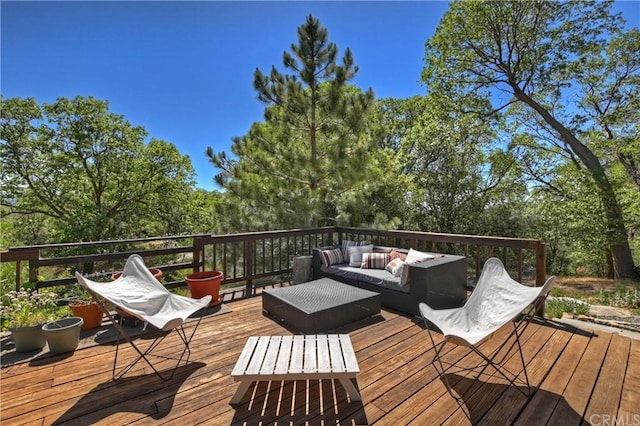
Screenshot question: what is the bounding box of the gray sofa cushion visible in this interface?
[320,263,409,293]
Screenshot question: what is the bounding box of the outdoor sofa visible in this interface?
[311,242,468,316]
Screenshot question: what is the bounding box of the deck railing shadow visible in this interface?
[52,362,205,424]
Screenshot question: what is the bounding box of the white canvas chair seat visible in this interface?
[419,257,556,402]
[75,254,212,381]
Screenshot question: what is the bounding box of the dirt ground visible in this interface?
[553,276,638,295]
[552,276,640,333]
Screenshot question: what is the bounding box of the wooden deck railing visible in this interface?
[0,227,546,295]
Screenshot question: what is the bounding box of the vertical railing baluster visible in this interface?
[517,248,523,283]
[262,238,266,272]
[223,243,228,280]
[270,238,274,272]
[244,239,254,296]
[213,242,218,274]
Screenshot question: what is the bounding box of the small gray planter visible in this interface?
[10,324,46,353]
[42,317,84,354]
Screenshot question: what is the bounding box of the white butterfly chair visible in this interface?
[419,257,556,401]
[75,254,212,381]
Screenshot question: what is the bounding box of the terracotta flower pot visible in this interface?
[111,268,162,281]
[185,271,223,307]
[69,301,103,330]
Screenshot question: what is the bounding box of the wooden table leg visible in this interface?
[338,378,362,401]
[230,380,253,405]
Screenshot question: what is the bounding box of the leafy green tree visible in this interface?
[1,96,202,243]
[208,15,375,230]
[524,163,611,276]
[422,0,638,278]
[374,95,521,235]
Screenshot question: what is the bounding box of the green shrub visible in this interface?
[591,285,640,310]
[545,297,591,319]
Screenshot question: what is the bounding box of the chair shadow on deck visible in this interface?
[442,373,582,424]
[52,362,204,425]
[231,379,367,425]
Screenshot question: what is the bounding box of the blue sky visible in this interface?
[2,1,639,190]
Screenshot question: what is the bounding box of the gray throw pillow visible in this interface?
[347,245,374,267]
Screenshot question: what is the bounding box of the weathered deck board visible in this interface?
[1,293,638,425]
[583,334,631,422]
[547,331,612,425]
[619,338,640,420]
[514,329,591,426]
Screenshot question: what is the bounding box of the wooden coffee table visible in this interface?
[229,334,361,405]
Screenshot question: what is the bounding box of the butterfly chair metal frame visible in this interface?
[85,288,206,382]
[75,254,211,382]
[420,257,556,403]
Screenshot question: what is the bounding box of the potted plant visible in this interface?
[0,289,60,352]
[66,284,103,330]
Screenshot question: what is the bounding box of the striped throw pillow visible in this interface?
[320,248,344,267]
[361,252,390,269]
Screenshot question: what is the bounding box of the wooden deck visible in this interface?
[1,292,638,425]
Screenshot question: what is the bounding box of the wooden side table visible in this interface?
[230,334,361,405]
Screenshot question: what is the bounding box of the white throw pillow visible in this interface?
[385,258,406,277]
[348,244,374,267]
[405,248,435,264]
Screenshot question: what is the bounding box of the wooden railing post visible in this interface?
[28,259,39,285]
[15,260,21,291]
[535,242,547,288]
[535,242,547,317]
[193,236,205,273]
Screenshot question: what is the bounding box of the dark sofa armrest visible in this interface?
[405,255,468,309]
[311,246,339,280]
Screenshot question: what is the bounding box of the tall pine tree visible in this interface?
[208,15,375,229]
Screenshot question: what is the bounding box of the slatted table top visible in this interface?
[230,334,362,404]
[231,334,359,379]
